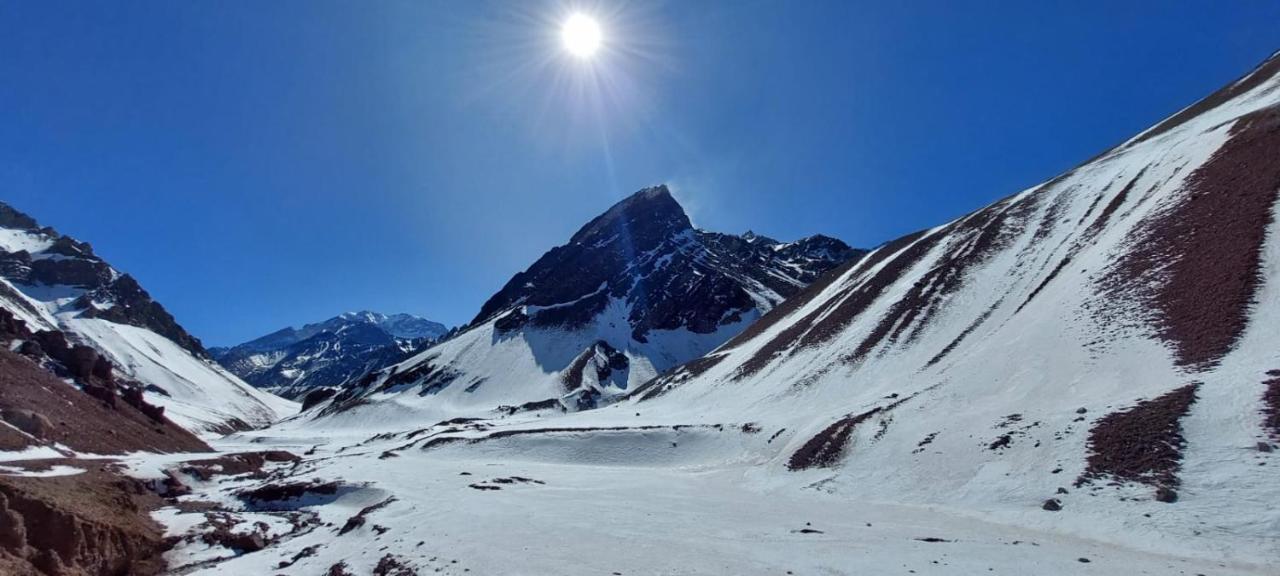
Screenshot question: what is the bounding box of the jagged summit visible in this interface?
[568,185,691,248]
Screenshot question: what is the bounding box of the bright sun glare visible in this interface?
[561,13,602,58]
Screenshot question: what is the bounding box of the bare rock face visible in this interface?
[561,340,632,411]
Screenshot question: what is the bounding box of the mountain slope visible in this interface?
[601,49,1280,556]
[0,203,296,434]
[212,311,448,398]
[313,186,862,425]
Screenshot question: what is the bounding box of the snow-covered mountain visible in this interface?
[211,311,448,398]
[313,185,862,424]
[92,51,1280,576]
[597,50,1280,555]
[0,203,296,434]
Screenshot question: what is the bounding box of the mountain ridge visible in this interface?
[212,311,448,398]
[0,202,296,434]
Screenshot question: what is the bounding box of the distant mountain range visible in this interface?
[210,311,450,399]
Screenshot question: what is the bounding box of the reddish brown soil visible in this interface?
[0,462,170,575]
[177,451,299,482]
[326,561,357,576]
[787,393,923,471]
[787,408,884,470]
[0,426,29,452]
[1077,384,1199,491]
[0,348,208,454]
[1100,105,1280,369]
[339,496,397,535]
[926,300,1000,367]
[798,229,944,352]
[372,554,419,576]
[1082,169,1147,242]
[1262,370,1280,440]
[720,249,871,352]
[1015,256,1072,314]
[845,193,1035,365]
[735,229,937,379]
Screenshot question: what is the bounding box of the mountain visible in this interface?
[81,52,1280,575]
[312,185,862,424]
[604,50,1280,553]
[211,311,448,398]
[0,202,296,434]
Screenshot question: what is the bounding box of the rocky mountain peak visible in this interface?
[472,184,861,336]
[741,230,780,245]
[567,184,692,252]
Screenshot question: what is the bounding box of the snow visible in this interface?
[66,318,297,434]
[132,429,1273,575]
[0,444,71,461]
[172,51,1280,574]
[0,464,85,477]
[3,49,1276,576]
[0,228,54,254]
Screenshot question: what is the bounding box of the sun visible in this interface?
[561,13,602,58]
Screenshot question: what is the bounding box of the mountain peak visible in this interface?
[568,184,691,249]
[741,230,780,245]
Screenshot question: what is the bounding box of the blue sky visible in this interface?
[2,1,1278,346]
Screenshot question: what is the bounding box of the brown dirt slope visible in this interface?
[0,463,169,576]
[1100,105,1280,369]
[0,347,208,454]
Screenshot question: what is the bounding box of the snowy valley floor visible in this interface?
[93,423,1272,576]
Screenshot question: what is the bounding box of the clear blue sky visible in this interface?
[2,1,1277,346]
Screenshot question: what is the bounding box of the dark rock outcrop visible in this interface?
[474,185,863,341]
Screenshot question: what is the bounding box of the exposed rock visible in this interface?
[301,388,338,411]
[0,410,52,439]
[0,346,208,454]
[0,465,170,575]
